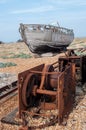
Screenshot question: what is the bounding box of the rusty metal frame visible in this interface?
[18,64,45,118]
[58,55,86,84]
[18,62,75,129]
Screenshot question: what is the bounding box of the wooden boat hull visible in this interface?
[28,40,69,54]
[19,23,74,54]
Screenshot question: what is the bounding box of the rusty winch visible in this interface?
[59,54,86,84]
[18,61,75,129]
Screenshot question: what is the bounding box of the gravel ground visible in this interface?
[0,87,86,130]
[0,42,86,130]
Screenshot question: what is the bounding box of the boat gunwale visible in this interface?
[20,23,74,34]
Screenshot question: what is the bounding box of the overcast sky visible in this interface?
[0,0,86,42]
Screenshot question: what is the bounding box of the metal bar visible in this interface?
[30,70,60,75]
[36,89,57,96]
[39,65,47,89]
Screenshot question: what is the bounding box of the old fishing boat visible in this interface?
[19,23,74,54]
